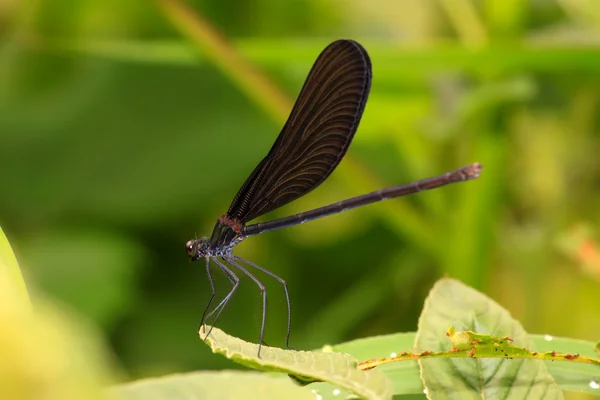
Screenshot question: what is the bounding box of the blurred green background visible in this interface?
[1,0,599,381]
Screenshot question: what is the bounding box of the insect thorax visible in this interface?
[212,235,244,257]
[193,235,244,258]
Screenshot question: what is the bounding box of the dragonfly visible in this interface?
[186,39,482,356]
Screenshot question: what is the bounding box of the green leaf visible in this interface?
[530,335,600,395]
[109,371,313,400]
[354,327,598,371]
[202,326,393,400]
[416,278,563,399]
[324,333,423,397]
[317,331,600,397]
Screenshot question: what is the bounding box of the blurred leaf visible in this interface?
[0,273,115,399]
[36,39,198,65]
[484,0,527,39]
[36,38,600,73]
[439,0,488,47]
[556,0,600,27]
[202,326,394,400]
[430,76,537,137]
[416,278,562,399]
[109,370,313,400]
[0,226,30,307]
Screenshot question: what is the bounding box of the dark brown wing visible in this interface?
[227,39,372,224]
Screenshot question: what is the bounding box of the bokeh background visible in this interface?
[1,0,599,380]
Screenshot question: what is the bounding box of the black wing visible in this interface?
[227,39,372,224]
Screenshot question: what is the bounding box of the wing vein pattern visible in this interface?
[226,39,372,224]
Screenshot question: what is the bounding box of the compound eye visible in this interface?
[185,240,196,257]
